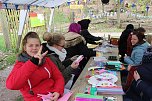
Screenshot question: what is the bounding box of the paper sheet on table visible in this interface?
[94,47,109,53]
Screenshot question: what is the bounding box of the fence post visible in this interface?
[0,10,11,49]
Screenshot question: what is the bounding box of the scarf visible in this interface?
[17,52,45,65]
[46,44,67,62]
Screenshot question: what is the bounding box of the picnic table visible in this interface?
[68,47,123,101]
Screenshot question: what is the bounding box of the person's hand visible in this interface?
[134,71,141,81]
[124,54,128,58]
[33,46,48,65]
[71,61,79,69]
[127,65,132,71]
[50,92,60,101]
[70,55,79,61]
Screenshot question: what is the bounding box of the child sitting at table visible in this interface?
[6,32,64,101]
[42,32,80,89]
[124,30,149,66]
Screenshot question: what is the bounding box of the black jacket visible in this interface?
[80,29,102,44]
[64,32,96,68]
[118,29,132,56]
[42,43,74,84]
[126,47,152,101]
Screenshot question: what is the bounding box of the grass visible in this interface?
[54,10,70,24]
[0,9,123,70]
[0,35,6,52]
[16,95,23,101]
[0,35,16,70]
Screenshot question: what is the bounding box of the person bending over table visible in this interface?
[78,19,103,45]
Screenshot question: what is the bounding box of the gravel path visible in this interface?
[0,66,21,101]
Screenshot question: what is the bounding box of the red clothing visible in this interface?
[127,34,133,56]
[6,57,64,101]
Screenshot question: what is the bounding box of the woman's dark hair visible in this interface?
[137,27,146,35]
[78,19,91,30]
[101,0,110,4]
[126,24,134,31]
[43,32,65,46]
[132,30,145,45]
[21,31,41,53]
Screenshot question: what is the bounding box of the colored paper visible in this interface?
[75,93,103,101]
[29,12,45,27]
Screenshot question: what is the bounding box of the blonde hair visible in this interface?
[43,32,52,41]
[43,32,65,46]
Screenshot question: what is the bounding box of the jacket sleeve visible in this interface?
[62,58,73,67]
[136,80,152,98]
[133,50,144,65]
[124,49,144,65]
[48,59,65,95]
[78,42,96,58]
[81,30,101,44]
[47,55,74,84]
[124,56,134,65]
[6,60,38,90]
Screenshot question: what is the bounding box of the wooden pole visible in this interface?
[0,10,11,49]
[117,0,121,28]
[16,10,28,52]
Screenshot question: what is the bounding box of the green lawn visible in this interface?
[0,35,6,52]
[0,35,16,70]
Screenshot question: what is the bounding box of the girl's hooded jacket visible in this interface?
[124,42,150,65]
[6,53,64,101]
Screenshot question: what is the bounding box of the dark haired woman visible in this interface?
[124,30,150,66]
[78,19,102,45]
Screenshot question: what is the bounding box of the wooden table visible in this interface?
[68,47,123,101]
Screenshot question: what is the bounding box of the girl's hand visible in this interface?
[34,46,48,65]
[127,65,132,71]
[124,54,128,58]
[134,71,140,81]
[71,61,79,69]
[70,55,79,61]
[50,92,60,101]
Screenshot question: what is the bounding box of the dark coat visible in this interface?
[137,63,152,101]
[125,47,152,101]
[118,29,133,56]
[42,43,74,84]
[64,32,96,68]
[80,29,102,44]
[78,19,102,44]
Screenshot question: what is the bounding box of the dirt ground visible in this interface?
[0,65,21,101]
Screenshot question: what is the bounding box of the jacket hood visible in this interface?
[78,19,91,30]
[63,32,86,48]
